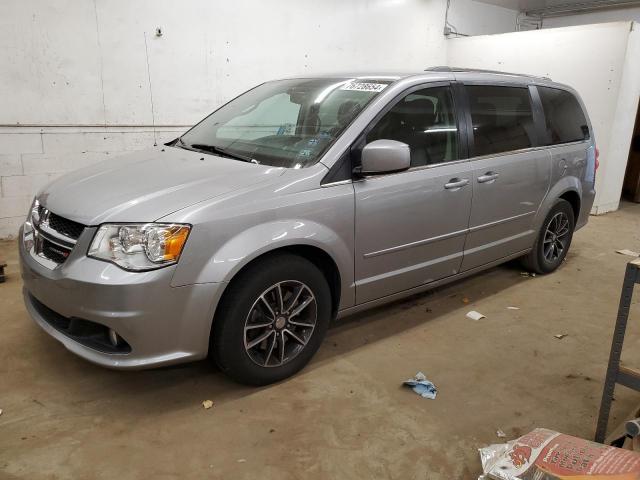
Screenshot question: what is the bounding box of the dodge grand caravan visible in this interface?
[20,68,597,385]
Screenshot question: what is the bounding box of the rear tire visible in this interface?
[521,199,575,274]
[211,253,331,386]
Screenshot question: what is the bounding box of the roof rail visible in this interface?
[425,66,551,81]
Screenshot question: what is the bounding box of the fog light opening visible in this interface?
[108,329,120,347]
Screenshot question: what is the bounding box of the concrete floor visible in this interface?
[2,204,640,479]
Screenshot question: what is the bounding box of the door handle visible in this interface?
[444,178,469,190]
[477,171,499,183]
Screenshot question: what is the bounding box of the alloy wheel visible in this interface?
[243,281,317,368]
[543,212,571,263]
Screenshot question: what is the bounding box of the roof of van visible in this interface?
[283,67,553,83]
[427,66,551,80]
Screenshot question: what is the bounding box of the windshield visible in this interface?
[177,78,391,168]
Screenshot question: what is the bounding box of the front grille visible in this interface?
[31,207,86,266]
[48,213,85,240]
[41,237,71,263]
[29,294,132,354]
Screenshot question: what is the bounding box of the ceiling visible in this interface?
[474,0,640,13]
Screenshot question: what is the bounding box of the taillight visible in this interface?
[595,147,600,173]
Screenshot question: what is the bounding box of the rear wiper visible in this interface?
[189,143,258,164]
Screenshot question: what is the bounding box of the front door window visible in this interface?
[366,86,459,167]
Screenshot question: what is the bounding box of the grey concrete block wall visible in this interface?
[0,127,185,239]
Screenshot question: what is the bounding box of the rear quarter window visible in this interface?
[538,86,589,145]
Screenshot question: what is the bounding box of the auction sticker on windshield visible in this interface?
[340,81,388,92]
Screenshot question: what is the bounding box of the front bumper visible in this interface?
[19,225,225,369]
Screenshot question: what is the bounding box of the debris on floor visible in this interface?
[466,310,486,321]
[520,272,536,277]
[403,372,437,399]
[626,418,640,439]
[463,297,470,304]
[479,428,640,479]
[237,459,246,463]
[496,429,506,438]
[507,306,520,310]
[554,334,568,340]
[0,259,6,283]
[616,249,640,257]
[601,405,640,448]
[0,408,3,416]
[202,400,214,409]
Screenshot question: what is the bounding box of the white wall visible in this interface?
[1,0,455,127]
[603,24,640,212]
[0,0,519,238]
[446,22,640,214]
[543,6,640,28]
[0,0,443,237]
[4,1,638,236]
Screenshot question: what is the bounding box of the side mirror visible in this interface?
[360,140,411,175]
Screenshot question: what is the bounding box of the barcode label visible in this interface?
[340,81,388,93]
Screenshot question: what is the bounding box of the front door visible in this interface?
[354,84,473,304]
[460,84,551,271]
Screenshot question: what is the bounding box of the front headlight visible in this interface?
[88,223,191,271]
[23,197,38,252]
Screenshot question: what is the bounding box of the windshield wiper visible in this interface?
[174,137,259,164]
[189,142,258,163]
[174,137,194,150]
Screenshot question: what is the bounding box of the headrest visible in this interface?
[472,102,497,115]
[337,100,361,123]
[394,98,436,116]
[338,100,360,116]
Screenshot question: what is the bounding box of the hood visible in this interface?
[38,146,285,225]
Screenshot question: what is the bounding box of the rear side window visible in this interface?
[467,85,536,157]
[538,86,589,145]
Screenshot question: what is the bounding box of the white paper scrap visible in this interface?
[466,310,486,321]
[616,249,640,257]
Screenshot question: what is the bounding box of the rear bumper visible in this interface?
[19,225,224,369]
[576,187,596,230]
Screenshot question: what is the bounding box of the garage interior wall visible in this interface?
[446,21,640,215]
[0,0,523,239]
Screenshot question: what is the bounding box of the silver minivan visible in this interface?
[20,68,597,385]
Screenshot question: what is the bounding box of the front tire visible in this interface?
[211,253,331,386]
[522,199,575,274]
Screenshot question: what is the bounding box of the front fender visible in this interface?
[172,219,355,309]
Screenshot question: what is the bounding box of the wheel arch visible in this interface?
[559,189,581,221]
[230,245,343,319]
[535,176,583,232]
[208,244,343,350]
